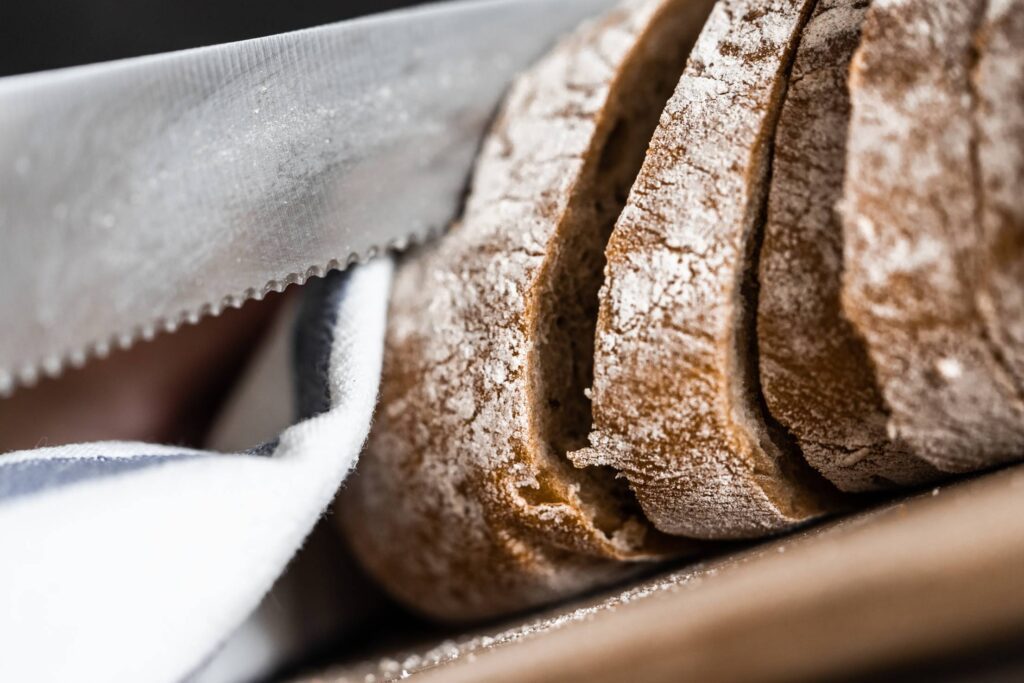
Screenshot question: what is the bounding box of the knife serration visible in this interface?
[0,0,614,395]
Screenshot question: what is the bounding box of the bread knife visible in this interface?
[0,0,615,395]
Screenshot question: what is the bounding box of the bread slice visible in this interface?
[974,0,1024,400]
[340,0,713,621]
[840,0,1024,472]
[756,0,939,492]
[573,0,839,539]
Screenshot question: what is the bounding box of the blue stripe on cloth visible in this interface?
[293,269,350,420]
[0,453,200,502]
[245,438,279,456]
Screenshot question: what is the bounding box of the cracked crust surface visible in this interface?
[840,0,1024,472]
[573,0,839,540]
[975,0,1024,402]
[340,0,710,622]
[757,0,939,492]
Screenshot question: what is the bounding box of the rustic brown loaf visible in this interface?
[840,0,1024,472]
[974,0,1024,401]
[755,0,939,491]
[339,0,1024,623]
[340,0,713,621]
[572,0,840,539]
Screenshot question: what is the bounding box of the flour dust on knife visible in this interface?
[0,0,615,396]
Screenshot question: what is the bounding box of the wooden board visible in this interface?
[313,464,1024,682]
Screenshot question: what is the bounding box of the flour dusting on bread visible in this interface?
[840,0,1024,471]
[757,0,939,491]
[342,0,711,620]
[574,0,838,539]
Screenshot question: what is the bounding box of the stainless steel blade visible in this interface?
[0,0,615,394]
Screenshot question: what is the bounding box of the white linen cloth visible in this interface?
[0,259,393,682]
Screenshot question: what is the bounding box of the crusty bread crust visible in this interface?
[757,0,939,492]
[974,0,1024,401]
[574,0,838,539]
[341,0,1024,622]
[341,0,711,621]
[841,0,1024,471]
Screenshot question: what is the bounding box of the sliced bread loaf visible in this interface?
[756,0,939,491]
[573,0,840,539]
[840,0,1024,471]
[340,0,712,621]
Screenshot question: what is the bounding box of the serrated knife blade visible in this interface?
[0,0,615,395]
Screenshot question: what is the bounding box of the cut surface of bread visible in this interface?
[974,0,1024,401]
[573,0,839,539]
[840,0,1024,472]
[341,0,713,621]
[756,0,939,492]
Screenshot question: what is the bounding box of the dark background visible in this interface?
[0,0,435,77]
